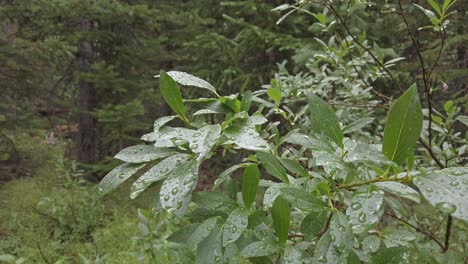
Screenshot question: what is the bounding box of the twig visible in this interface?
[418,138,445,169]
[444,215,452,252]
[385,212,445,251]
[338,175,411,190]
[326,0,403,94]
[37,242,52,264]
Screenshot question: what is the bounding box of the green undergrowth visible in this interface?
[0,136,173,263]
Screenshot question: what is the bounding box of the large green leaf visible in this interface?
[159,160,199,217]
[242,165,260,211]
[308,94,344,149]
[272,196,290,243]
[257,152,289,183]
[382,84,423,165]
[99,163,144,195]
[413,167,468,220]
[114,145,176,163]
[346,191,384,234]
[130,153,191,199]
[159,70,188,123]
[223,208,249,246]
[165,71,218,96]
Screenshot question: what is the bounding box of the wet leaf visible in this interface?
[257,152,289,183]
[242,165,260,211]
[114,145,176,163]
[375,181,420,203]
[309,94,343,149]
[272,196,290,243]
[346,191,384,234]
[99,163,144,196]
[223,208,249,246]
[382,84,423,165]
[413,167,468,220]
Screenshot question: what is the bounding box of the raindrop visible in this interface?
[163,195,170,201]
[194,132,201,137]
[248,131,254,135]
[335,243,346,253]
[241,220,247,226]
[192,144,199,149]
[183,177,194,185]
[98,187,104,192]
[318,255,327,263]
[450,181,459,187]
[351,202,362,210]
[436,202,456,214]
[171,187,179,195]
[425,187,434,192]
[232,226,238,232]
[358,212,367,223]
[161,167,169,173]
[176,201,183,209]
[330,234,336,242]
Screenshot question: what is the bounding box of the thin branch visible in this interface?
[444,215,452,252]
[338,175,411,190]
[36,242,52,264]
[326,0,403,94]
[385,212,445,251]
[398,0,435,149]
[418,137,445,169]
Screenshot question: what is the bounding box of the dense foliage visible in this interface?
[0,0,467,263]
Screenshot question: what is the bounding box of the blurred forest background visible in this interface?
[0,0,466,263]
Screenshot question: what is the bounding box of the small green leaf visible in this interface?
[192,191,237,213]
[279,158,308,177]
[281,245,303,263]
[263,183,287,209]
[242,165,260,210]
[308,94,344,149]
[223,208,249,246]
[196,220,223,264]
[267,87,282,103]
[241,241,280,258]
[188,217,219,252]
[381,228,416,248]
[257,152,289,183]
[167,223,200,243]
[114,145,176,163]
[240,91,253,112]
[272,196,290,243]
[382,84,423,165]
[164,71,218,96]
[280,187,327,210]
[300,208,330,240]
[130,153,191,199]
[372,246,406,264]
[99,163,144,195]
[342,117,374,134]
[363,235,381,253]
[159,70,189,123]
[413,167,468,220]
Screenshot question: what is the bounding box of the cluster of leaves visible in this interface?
[99,70,467,263]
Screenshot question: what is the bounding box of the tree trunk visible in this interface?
[77,18,97,177]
